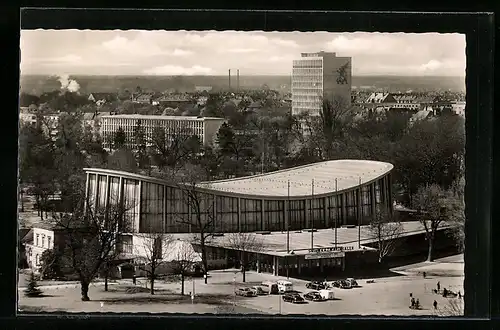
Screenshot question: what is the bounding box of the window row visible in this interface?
[87,175,390,233]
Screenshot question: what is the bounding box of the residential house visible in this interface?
[23,222,64,273]
[154,94,193,108]
[88,93,117,107]
[132,93,155,104]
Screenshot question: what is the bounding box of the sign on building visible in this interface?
[305,251,345,260]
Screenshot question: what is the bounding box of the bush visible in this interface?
[24,272,43,297]
[40,249,63,280]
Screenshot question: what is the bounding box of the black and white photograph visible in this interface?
[18,27,466,316]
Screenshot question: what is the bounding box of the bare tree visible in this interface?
[171,240,202,295]
[225,233,264,282]
[50,191,135,301]
[437,298,464,316]
[368,207,404,263]
[412,184,453,262]
[134,230,173,295]
[173,165,216,284]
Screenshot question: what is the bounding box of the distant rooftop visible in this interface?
[198,160,393,197]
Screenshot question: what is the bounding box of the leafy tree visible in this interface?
[107,148,138,173]
[202,94,224,117]
[18,124,58,220]
[40,249,63,280]
[24,272,43,297]
[19,92,40,107]
[113,127,127,149]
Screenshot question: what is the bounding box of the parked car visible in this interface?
[235,287,257,297]
[305,281,327,290]
[282,293,305,303]
[250,286,267,296]
[332,280,352,289]
[261,281,279,295]
[277,280,294,293]
[346,278,359,287]
[318,289,335,300]
[303,291,326,302]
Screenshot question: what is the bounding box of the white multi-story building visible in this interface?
[292,51,352,116]
[100,114,226,149]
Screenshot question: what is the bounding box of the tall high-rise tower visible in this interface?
[291,51,352,116]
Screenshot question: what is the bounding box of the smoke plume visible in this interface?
[57,74,80,93]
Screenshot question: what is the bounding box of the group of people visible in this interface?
[411,281,463,310]
[409,293,421,309]
[434,281,462,299]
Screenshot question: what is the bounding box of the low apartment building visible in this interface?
[23,223,63,273]
[100,114,226,149]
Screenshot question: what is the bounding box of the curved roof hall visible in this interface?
[84,159,393,199]
[198,159,393,197]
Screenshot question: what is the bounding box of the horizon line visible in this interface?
[20,73,466,78]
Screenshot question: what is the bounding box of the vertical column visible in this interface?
[256,257,261,273]
[163,185,167,233]
[237,198,241,233]
[298,256,302,275]
[356,188,361,226]
[284,199,288,232]
[261,199,265,231]
[272,256,277,276]
[388,174,394,215]
[323,197,328,229]
[104,175,110,211]
[305,198,310,229]
[320,259,324,273]
[84,172,90,215]
[341,193,347,226]
[136,180,142,233]
[188,193,192,233]
[370,183,376,219]
[212,194,217,232]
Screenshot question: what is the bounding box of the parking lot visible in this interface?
[18,259,464,316]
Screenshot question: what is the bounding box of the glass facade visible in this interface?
[85,171,392,234]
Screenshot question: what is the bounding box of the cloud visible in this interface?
[143,65,214,75]
[171,49,193,56]
[226,48,259,54]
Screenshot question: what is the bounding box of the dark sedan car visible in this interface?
[282,293,306,303]
[305,281,327,290]
[303,291,326,302]
[332,280,352,289]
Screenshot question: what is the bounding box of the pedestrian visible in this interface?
[437,281,441,292]
[409,292,413,298]
[433,300,438,309]
[423,271,426,279]
[458,291,462,299]
[132,275,136,285]
[411,297,415,307]
[443,288,448,297]
[416,298,420,309]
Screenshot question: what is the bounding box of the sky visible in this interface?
[20,30,466,77]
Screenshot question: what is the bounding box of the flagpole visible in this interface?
[335,178,338,249]
[358,177,362,249]
[311,178,314,250]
